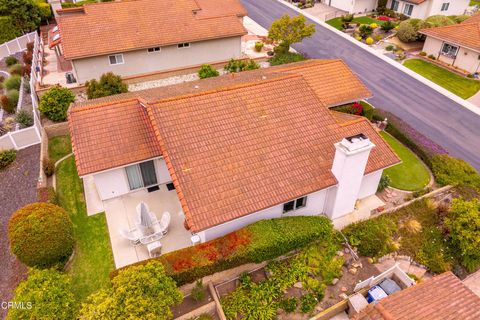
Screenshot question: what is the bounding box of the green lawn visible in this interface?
[326,16,386,30]
[51,136,114,302]
[48,135,72,163]
[380,131,430,191]
[403,59,480,99]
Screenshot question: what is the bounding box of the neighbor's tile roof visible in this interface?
[463,13,480,24]
[69,99,161,175]
[419,22,480,52]
[354,272,480,320]
[68,60,394,231]
[57,0,247,60]
[403,0,426,4]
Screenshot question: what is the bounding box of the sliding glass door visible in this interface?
[125,160,158,190]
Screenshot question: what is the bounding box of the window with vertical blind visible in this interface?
[403,3,414,16]
[125,160,158,190]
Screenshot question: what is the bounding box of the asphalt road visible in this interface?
[241,0,480,170]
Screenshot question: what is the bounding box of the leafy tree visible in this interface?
[198,64,219,79]
[79,261,183,320]
[445,198,480,272]
[86,72,128,99]
[39,86,75,122]
[8,202,74,267]
[0,0,41,33]
[7,268,76,320]
[0,16,21,43]
[268,14,315,54]
[397,19,430,42]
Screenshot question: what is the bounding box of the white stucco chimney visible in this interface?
[327,134,375,220]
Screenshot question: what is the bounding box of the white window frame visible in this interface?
[440,42,459,58]
[283,196,307,213]
[391,0,399,11]
[108,54,124,65]
[441,2,449,11]
[147,47,161,53]
[177,42,191,49]
[403,3,414,16]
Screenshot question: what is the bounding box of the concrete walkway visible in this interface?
[468,89,480,107]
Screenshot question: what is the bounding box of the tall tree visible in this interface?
[0,0,41,33]
[268,14,315,54]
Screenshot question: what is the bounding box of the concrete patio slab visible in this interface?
[104,184,193,268]
[333,195,384,230]
[83,175,104,216]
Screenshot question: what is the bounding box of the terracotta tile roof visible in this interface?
[75,60,372,108]
[69,99,161,176]
[463,13,480,24]
[354,272,480,320]
[403,0,426,4]
[419,22,480,53]
[69,60,394,231]
[57,0,247,59]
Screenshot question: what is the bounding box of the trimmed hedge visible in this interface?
[8,202,74,268]
[268,52,305,66]
[112,216,335,285]
[431,154,480,189]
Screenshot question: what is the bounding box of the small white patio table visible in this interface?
[139,222,164,245]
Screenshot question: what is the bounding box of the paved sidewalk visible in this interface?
[468,89,480,107]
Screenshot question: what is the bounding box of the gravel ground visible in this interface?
[0,145,40,319]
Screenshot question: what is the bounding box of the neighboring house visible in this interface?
[51,0,247,84]
[385,0,469,19]
[326,0,379,14]
[419,15,480,74]
[68,60,400,243]
[353,271,480,319]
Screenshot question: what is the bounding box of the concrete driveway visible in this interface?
[241,0,480,170]
[303,3,346,21]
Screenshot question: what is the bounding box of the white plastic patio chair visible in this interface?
[159,211,171,235]
[119,228,141,246]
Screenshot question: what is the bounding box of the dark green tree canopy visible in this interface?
[0,0,41,33]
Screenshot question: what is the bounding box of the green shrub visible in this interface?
[7,89,19,108]
[39,86,75,122]
[300,293,316,314]
[381,20,396,31]
[8,202,74,268]
[359,24,373,38]
[80,261,182,320]
[224,58,260,73]
[191,279,205,301]
[428,54,436,60]
[365,37,374,45]
[377,174,390,192]
[198,64,219,79]
[0,16,21,43]
[7,268,76,320]
[5,55,19,67]
[449,15,469,23]
[385,44,395,51]
[37,186,58,204]
[36,0,53,21]
[1,95,14,113]
[415,226,453,273]
[9,63,23,75]
[343,216,397,258]
[85,72,128,99]
[0,149,16,170]
[4,75,21,91]
[445,198,480,272]
[268,52,305,66]
[254,41,264,52]
[431,154,480,189]
[113,216,335,285]
[425,15,455,27]
[15,110,33,127]
[279,297,297,313]
[397,19,430,42]
[43,157,55,177]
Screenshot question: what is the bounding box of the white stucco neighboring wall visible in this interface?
[91,157,172,201]
[71,36,242,83]
[422,36,480,74]
[352,0,377,14]
[328,0,355,13]
[196,188,330,242]
[386,0,468,19]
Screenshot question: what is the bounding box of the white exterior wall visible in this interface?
[357,169,383,199]
[197,188,329,242]
[329,0,355,13]
[422,36,480,73]
[353,0,378,14]
[92,157,172,201]
[386,0,468,19]
[71,36,242,84]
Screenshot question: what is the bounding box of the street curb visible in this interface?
[272,0,480,116]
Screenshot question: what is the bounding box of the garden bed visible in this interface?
[171,287,214,318]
